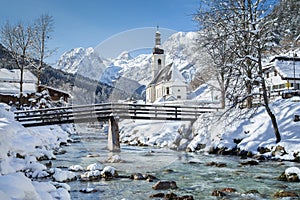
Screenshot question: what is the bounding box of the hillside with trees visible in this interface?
[194,0,299,143]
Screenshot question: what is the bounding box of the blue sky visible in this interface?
[0,0,199,64]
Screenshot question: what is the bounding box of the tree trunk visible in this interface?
[258,50,281,143]
[246,81,253,108]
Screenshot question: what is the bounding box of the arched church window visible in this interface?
[158,59,161,65]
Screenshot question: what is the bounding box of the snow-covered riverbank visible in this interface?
[120,98,300,161]
[0,103,74,199]
[1,98,300,199]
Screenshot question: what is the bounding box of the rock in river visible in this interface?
[101,166,118,178]
[152,180,178,190]
[86,163,103,171]
[80,170,101,181]
[68,165,84,172]
[130,173,145,180]
[278,167,300,182]
[274,190,299,198]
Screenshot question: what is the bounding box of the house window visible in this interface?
[266,72,269,78]
[177,96,181,99]
[274,71,277,76]
[158,59,161,65]
[178,89,180,92]
[166,87,170,95]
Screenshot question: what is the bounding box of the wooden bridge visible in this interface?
[14,103,219,152]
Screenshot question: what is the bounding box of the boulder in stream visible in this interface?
[206,161,227,167]
[240,160,259,166]
[80,170,101,181]
[271,145,287,157]
[152,180,178,190]
[53,168,77,182]
[80,188,98,193]
[130,173,145,180]
[86,163,103,171]
[68,165,84,172]
[150,192,194,199]
[106,155,124,163]
[278,167,300,182]
[101,166,118,178]
[274,190,299,198]
[211,190,226,197]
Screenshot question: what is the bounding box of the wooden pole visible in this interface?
[107,116,120,152]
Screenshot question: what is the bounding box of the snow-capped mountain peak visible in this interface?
[116,51,133,61]
[55,47,105,81]
[55,47,86,74]
[55,31,203,85]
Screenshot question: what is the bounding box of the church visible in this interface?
[146,29,188,103]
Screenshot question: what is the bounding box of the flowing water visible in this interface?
[51,127,300,200]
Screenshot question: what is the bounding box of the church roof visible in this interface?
[149,63,187,86]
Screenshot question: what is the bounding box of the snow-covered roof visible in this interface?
[0,68,37,95]
[39,85,71,96]
[154,95,177,103]
[148,63,187,86]
[269,56,300,79]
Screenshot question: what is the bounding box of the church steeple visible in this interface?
[152,26,164,55]
[155,26,161,47]
[151,26,165,79]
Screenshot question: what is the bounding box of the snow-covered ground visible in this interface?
[1,92,300,198]
[120,97,300,161]
[0,103,73,200]
[188,97,300,154]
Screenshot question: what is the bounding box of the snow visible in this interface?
[86,163,103,171]
[0,98,299,197]
[52,168,76,182]
[0,68,37,95]
[170,64,187,85]
[0,103,73,199]
[0,172,40,200]
[68,164,84,172]
[120,119,191,148]
[81,170,101,180]
[119,96,300,160]
[274,58,300,79]
[189,98,300,157]
[101,166,116,176]
[55,47,105,82]
[1,44,300,198]
[54,31,201,86]
[285,167,300,177]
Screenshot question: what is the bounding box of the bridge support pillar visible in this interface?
[107,116,120,152]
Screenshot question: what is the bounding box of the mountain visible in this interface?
[163,31,206,83]
[55,47,106,81]
[55,31,203,86]
[0,44,115,104]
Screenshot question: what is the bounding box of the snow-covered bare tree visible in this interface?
[32,14,56,88]
[195,0,281,142]
[195,7,236,108]
[1,21,33,104]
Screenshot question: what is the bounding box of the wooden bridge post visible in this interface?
[107,116,120,152]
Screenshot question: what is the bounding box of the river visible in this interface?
[51,127,300,199]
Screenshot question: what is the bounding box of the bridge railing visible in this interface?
[14,103,220,127]
[110,103,216,120]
